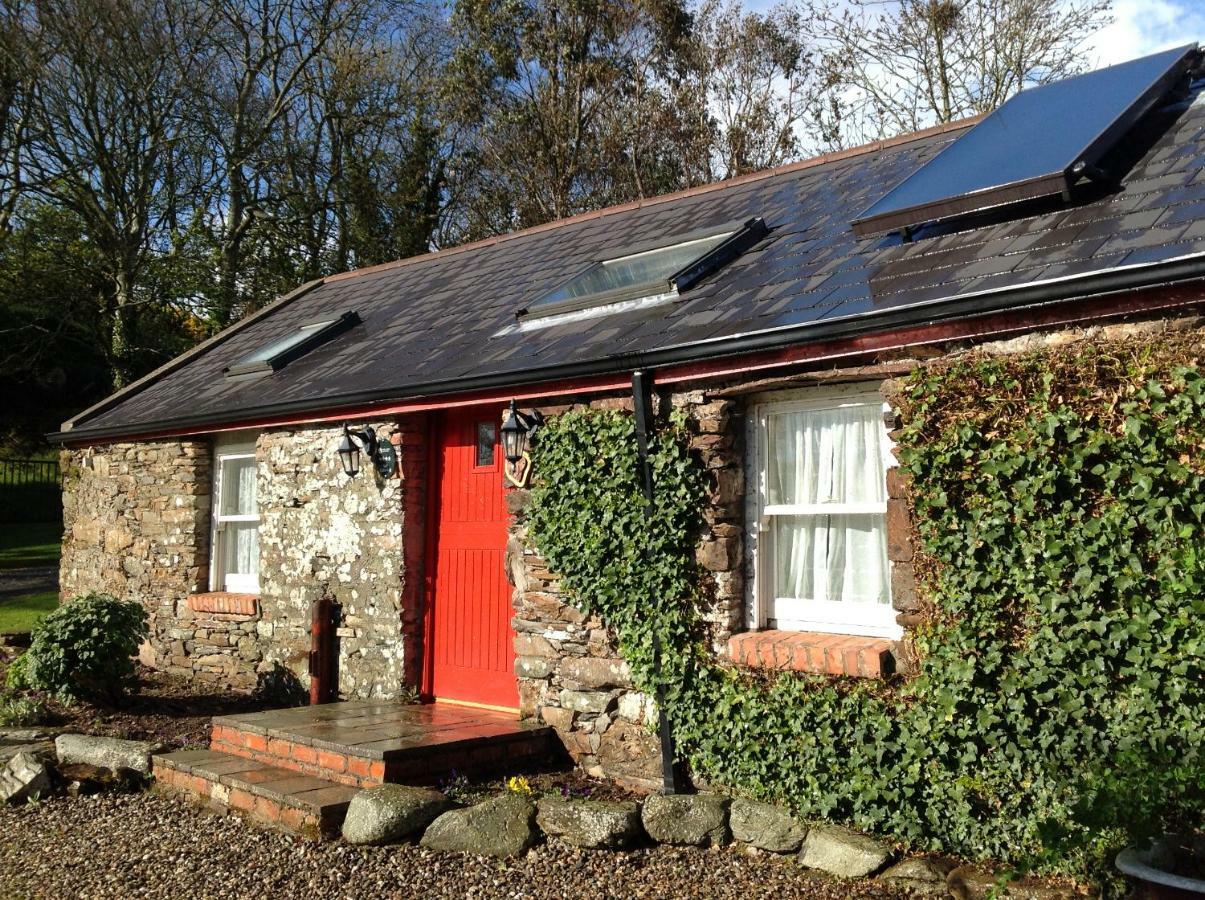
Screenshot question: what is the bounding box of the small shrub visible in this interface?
[0,691,50,726]
[5,652,31,691]
[24,592,148,704]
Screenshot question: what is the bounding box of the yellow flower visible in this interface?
[505,775,533,796]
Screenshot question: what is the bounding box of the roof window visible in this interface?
[518,217,768,321]
[225,311,360,378]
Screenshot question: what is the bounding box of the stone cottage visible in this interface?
[51,46,1205,788]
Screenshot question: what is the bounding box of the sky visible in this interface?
[1086,0,1205,66]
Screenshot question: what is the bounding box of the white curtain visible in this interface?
[767,405,889,605]
[225,522,259,577]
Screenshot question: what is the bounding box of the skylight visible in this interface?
[225,311,360,378]
[519,218,768,320]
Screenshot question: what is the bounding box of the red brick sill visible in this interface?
[187,592,259,617]
[728,630,895,678]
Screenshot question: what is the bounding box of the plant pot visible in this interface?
[1116,837,1205,899]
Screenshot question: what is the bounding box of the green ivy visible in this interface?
[525,339,1204,882]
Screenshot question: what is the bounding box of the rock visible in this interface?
[58,763,143,796]
[880,858,956,894]
[55,734,157,775]
[798,825,892,877]
[342,785,454,845]
[730,799,807,853]
[536,798,643,850]
[558,690,615,715]
[559,658,631,690]
[947,865,1079,899]
[420,794,538,858]
[0,752,52,804]
[640,793,730,847]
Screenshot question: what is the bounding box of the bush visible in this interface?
[525,338,1205,882]
[0,690,50,726]
[23,592,148,704]
[5,651,30,691]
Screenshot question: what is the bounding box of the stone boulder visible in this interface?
[342,785,454,845]
[640,793,730,847]
[55,734,156,775]
[879,858,956,895]
[798,825,893,877]
[730,799,807,853]
[420,794,538,858]
[536,798,643,850]
[947,865,1079,899]
[0,752,52,804]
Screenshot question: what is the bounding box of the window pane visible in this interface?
[766,404,886,506]
[476,422,497,467]
[532,232,731,309]
[222,521,259,578]
[220,457,257,516]
[774,514,888,604]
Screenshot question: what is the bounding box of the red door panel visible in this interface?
[427,408,517,709]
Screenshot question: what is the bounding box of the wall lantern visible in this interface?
[338,424,397,479]
[500,400,543,487]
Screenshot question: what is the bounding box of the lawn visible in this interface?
[0,522,62,569]
[0,591,57,633]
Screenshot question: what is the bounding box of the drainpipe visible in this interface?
[631,370,684,795]
[309,595,341,705]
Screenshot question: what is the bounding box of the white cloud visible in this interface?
[1085,0,1205,66]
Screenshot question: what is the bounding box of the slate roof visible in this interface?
[60,76,1205,442]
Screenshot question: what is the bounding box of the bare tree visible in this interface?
[21,0,209,386]
[815,0,1112,147]
[681,0,829,180]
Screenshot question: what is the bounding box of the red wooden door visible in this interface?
[426,407,518,709]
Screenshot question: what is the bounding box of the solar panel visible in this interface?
[851,44,1200,237]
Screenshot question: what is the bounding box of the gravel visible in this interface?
[0,793,910,899]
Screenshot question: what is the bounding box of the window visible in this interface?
[225,311,360,378]
[475,421,497,468]
[518,217,767,321]
[749,388,898,638]
[210,435,260,593]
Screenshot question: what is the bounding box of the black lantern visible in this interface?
[338,424,397,478]
[337,430,361,477]
[500,400,527,464]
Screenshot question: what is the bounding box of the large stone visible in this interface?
[536,798,643,850]
[946,865,1078,899]
[55,734,157,775]
[798,825,893,877]
[640,793,730,847]
[879,858,956,895]
[342,784,454,845]
[559,657,631,690]
[0,752,52,804]
[559,690,615,714]
[730,798,807,853]
[420,794,538,858]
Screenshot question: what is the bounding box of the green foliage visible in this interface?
[23,592,149,704]
[5,652,31,691]
[0,689,50,726]
[526,340,1205,880]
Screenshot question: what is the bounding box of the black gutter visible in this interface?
[631,370,684,796]
[50,255,1205,445]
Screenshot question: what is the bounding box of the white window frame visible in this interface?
[210,433,260,594]
[745,384,901,639]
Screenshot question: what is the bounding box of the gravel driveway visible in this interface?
[0,793,909,899]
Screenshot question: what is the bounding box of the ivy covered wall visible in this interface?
[523,323,1205,879]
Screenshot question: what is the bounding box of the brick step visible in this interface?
[153,749,357,840]
[209,701,559,788]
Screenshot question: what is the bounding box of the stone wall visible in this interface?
[505,391,745,790]
[57,440,265,688]
[255,421,408,700]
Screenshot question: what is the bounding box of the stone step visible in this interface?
[209,701,559,788]
[153,749,358,840]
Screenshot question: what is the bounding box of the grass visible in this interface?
[0,591,57,634]
[0,522,62,570]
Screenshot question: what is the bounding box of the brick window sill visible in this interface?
[187,592,259,617]
[727,630,895,678]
